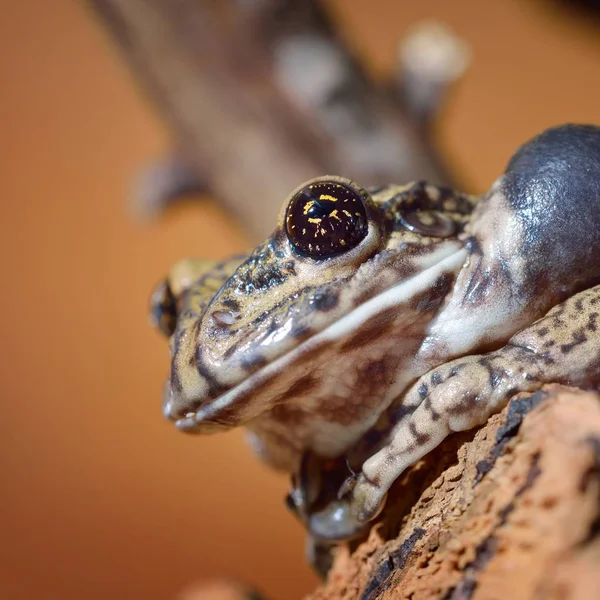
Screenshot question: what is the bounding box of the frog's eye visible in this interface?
[285,180,369,258]
[149,279,178,337]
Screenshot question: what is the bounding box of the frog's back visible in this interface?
[502,123,600,294]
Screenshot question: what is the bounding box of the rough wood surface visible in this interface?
[87,0,464,238]
[308,385,600,600]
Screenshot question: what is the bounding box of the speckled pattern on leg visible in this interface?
[351,284,600,521]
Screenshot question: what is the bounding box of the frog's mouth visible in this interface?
[165,244,468,433]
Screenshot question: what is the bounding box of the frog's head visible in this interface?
[153,177,472,434]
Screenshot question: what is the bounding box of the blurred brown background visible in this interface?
[1,1,599,599]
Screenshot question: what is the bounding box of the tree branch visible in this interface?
[87,0,467,238]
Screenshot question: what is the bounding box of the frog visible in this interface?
[150,123,600,546]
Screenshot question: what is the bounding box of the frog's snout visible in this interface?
[161,380,201,430]
[161,380,189,425]
[162,379,232,435]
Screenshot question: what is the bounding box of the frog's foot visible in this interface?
[131,152,206,220]
[350,284,600,522]
[305,497,369,543]
[288,481,369,544]
[286,453,369,543]
[347,474,388,523]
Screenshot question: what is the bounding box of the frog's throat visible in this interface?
[169,244,469,433]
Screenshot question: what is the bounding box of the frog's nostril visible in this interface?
[211,309,241,326]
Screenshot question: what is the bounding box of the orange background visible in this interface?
[1,1,599,599]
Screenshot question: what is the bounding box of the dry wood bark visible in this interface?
[87,0,467,238]
[308,385,600,600]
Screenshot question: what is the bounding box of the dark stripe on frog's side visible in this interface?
[340,306,400,351]
[342,271,455,353]
[413,272,455,312]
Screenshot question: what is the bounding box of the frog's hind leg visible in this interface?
[349,284,600,522]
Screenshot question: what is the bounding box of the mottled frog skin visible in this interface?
[151,124,600,543]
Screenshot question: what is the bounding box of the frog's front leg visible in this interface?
[350,284,600,522]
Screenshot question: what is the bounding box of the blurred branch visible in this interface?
[88,0,469,239]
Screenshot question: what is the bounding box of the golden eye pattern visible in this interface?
[285,180,368,258]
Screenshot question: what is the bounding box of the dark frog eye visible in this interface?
[149,279,178,337]
[285,180,369,258]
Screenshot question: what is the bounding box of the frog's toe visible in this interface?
[351,475,388,523]
[337,472,358,499]
[306,498,369,543]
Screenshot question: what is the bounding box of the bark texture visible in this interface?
[308,385,600,600]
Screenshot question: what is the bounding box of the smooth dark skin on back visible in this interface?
[503,124,600,295]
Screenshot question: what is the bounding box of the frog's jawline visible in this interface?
[174,245,468,433]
